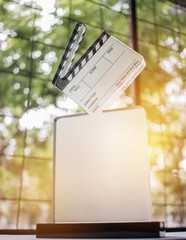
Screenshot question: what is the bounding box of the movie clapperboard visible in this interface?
[52,22,146,114]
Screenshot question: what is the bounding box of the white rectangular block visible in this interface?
[53,107,152,223]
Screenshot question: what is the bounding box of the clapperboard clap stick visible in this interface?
[52,22,87,91]
[36,22,164,238]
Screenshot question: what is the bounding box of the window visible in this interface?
[0,0,185,229]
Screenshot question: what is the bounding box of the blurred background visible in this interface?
[0,0,185,229]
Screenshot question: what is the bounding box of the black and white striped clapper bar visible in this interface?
[52,22,87,91]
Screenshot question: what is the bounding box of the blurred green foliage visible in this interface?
[0,0,185,228]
